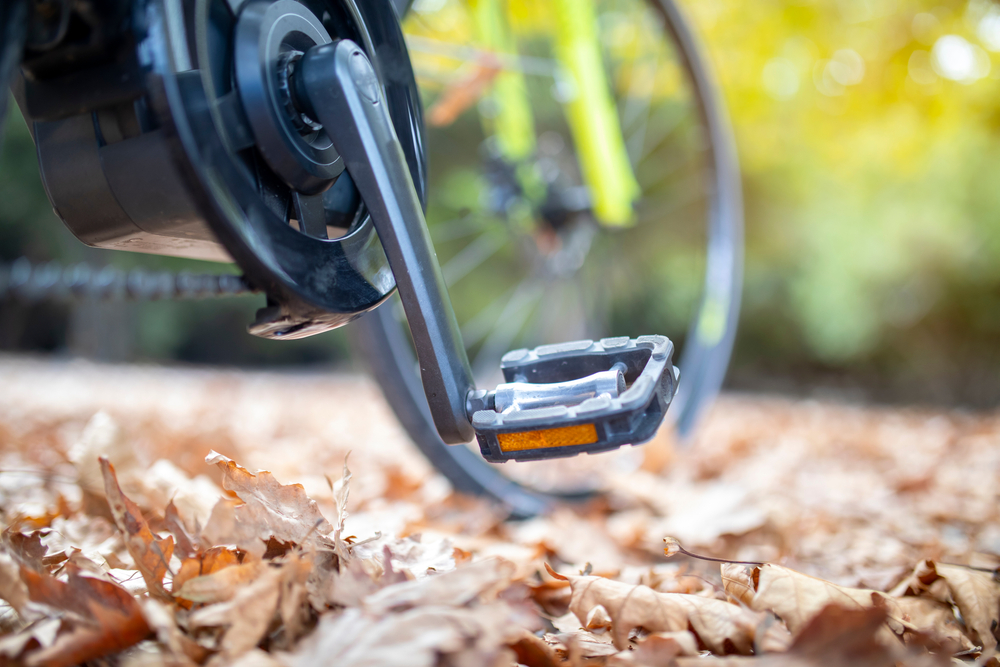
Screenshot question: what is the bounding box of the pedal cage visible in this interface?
[471,336,678,463]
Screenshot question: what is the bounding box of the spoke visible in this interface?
[412,67,463,87]
[626,104,652,162]
[460,281,521,349]
[405,35,559,78]
[624,61,657,165]
[471,281,544,380]
[583,264,612,335]
[529,279,590,344]
[637,172,705,210]
[441,231,504,285]
[431,213,489,243]
[636,149,689,191]
[413,56,488,90]
[292,192,328,239]
[637,106,689,164]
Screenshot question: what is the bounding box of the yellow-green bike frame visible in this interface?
[469,0,640,226]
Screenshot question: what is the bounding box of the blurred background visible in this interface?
[3,0,1000,409]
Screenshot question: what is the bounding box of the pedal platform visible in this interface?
[470,336,678,463]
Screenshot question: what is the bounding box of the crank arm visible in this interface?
[296,40,680,458]
[296,39,476,444]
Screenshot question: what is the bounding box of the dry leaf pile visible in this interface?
[0,357,999,666]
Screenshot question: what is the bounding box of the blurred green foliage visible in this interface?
[690,0,1000,402]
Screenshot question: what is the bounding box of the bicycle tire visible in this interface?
[351,0,743,518]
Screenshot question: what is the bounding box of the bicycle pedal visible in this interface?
[468,336,679,462]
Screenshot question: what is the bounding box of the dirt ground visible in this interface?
[1,354,998,666]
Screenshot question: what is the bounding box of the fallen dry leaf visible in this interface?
[896,559,1000,651]
[353,533,457,579]
[4,361,998,667]
[510,630,562,667]
[174,560,262,604]
[3,529,49,570]
[932,563,1000,652]
[892,594,975,651]
[0,617,61,661]
[722,562,978,652]
[318,552,384,608]
[0,550,29,615]
[283,600,521,667]
[188,564,282,658]
[277,551,314,646]
[141,597,208,666]
[674,605,900,667]
[203,451,332,558]
[363,557,515,614]
[173,544,242,592]
[529,577,572,617]
[607,630,700,666]
[228,648,286,667]
[19,562,150,667]
[551,565,765,654]
[779,604,897,667]
[100,457,174,599]
[162,499,198,558]
[722,563,889,635]
[141,458,222,528]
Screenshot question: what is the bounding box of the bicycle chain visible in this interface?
[0,258,258,302]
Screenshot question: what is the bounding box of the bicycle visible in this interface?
[0,0,742,518]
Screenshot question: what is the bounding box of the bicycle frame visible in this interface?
[472,0,641,227]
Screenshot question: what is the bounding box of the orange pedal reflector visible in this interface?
[497,423,599,452]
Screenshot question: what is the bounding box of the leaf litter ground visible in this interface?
[0,356,998,666]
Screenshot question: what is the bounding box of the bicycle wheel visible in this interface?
[352,0,742,517]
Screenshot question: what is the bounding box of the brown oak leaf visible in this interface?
[173,560,262,604]
[141,598,208,666]
[895,560,1000,651]
[203,451,332,557]
[607,631,700,666]
[100,457,174,599]
[721,564,889,635]
[172,544,242,592]
[933,563,1000,651]
[721,562,974,651]
[363,557,516,614]
[19,563,150,667]
[0,550,29,615]
[188,564,283,659]
[550,565,764,654]
[2,529,48,570]
[674,605,899,667]
[161,499,198,558]
[285,600,523,667]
